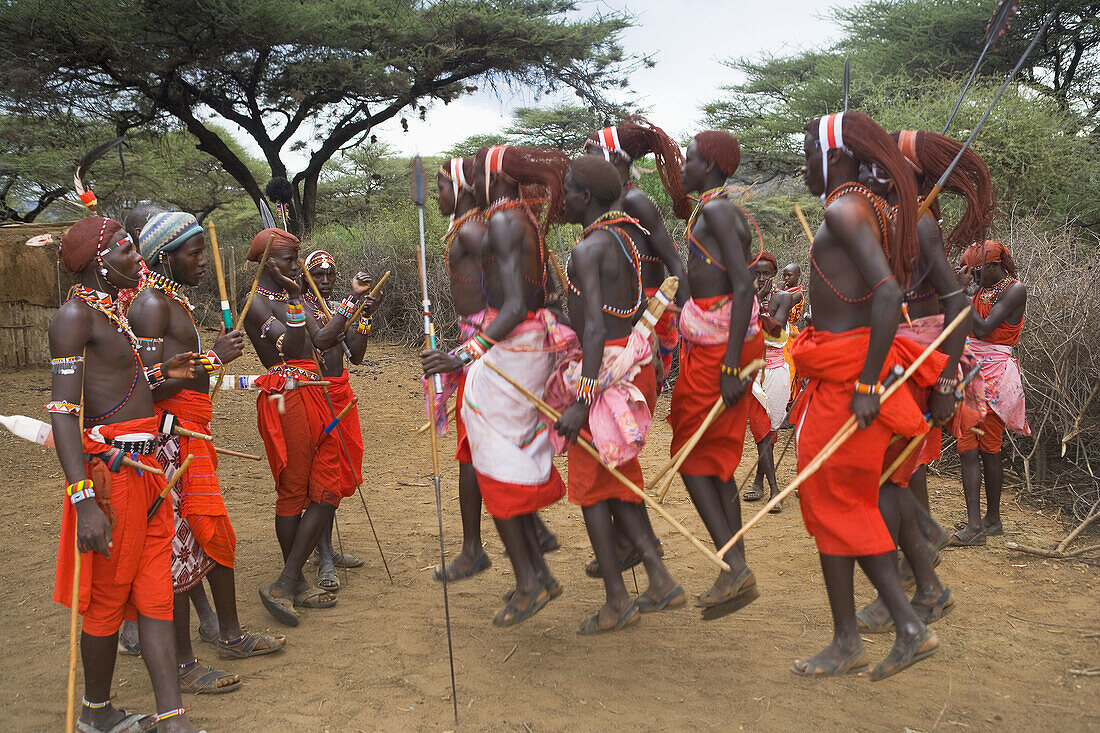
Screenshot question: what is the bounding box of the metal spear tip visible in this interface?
[412,155,427,207]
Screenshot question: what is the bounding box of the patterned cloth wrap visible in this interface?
[967,338,1029,436]
[424,309,492,436]
[544,324,655,466]
[155,431,216,593]
[677,294,761,346]
[460,309,573,519]
[643,285,680,387]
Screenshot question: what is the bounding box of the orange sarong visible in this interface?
[53,416,173,636]
[791,328,946,556]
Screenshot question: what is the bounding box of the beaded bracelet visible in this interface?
[719,363,740,377]
[45,400,80,415]
[67,479,95,505]
[933,375,957,395]
[275,333,286,357]
[285,300,305,327]
[356,317,373,336]
[144,363,165,388]
[335,295,359,319]
[155,708,186,723]
[198,350,223,374]
[577,375,599,405]
[854,380,884,396]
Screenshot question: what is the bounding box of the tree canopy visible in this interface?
[0,0,642,233]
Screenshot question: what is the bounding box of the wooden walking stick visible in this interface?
[343,271,391,335]
[793,204,815,244]
[652,359,766,503]
[917,0,1065,221]
[211,233,275,403]
[147,454,195,520]
[413,155,459,724]
[716,306,973,557]
[65,347,85,733]
[208,221,234,331]
[417,403,456,434]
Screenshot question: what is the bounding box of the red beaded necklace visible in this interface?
[810,182,894,304]
[70,285,141,421]
[443,207,485,285]
[567,211,643,318]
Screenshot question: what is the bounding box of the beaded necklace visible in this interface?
[566,211,643,319]
[143,270,197,331]
[303,291,330,323]
[443,207,485,285]
[686,186,766,272]
[70,285,141,421]
[256,285,289,302]
[809,182,893,304]
[979,276,1016,305]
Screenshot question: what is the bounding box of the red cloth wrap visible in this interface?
[256,360,360,516]
[957,411,1007,453]
[974,293,1023,346]
[667,306,766,481]
[476,466,565,520]
[748,395,774,445]
[790,328,947,556]
[156,389,235,568]
[644,286,680,384]
[567,342,657,507]
[53,416,173,635]
[454,371,471,464]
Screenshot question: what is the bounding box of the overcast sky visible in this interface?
[364,0,864,157]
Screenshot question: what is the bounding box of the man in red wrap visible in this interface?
[550,155,684,634]
[302,249,382,591]
[129,212,286,695]
[422,145,571,627]
[664,130,765,621]
[242,228,372,626]
[780,262,805,406]
[49,216,201,732]
[584,118,691,388]
[790,111,946,681]
[953,240,1028,545]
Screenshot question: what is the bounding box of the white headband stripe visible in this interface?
[818,112,845,203]
[485,145,508,202]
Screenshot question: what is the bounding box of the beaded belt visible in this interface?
[109,436,158,455]
[269,364,320,382]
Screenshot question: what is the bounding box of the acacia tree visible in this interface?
[0,0,641,234]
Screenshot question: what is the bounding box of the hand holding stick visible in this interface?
[300,260,353,359]
[485,360,732,573]
[208,221,234,330]
[343,271,391,335]
[211,233,274,403]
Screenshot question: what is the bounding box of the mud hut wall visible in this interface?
[0,223,76,369]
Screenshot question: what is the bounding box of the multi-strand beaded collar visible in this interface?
[256,285,289,302]
[143,270,197,330]
[809,182,894,304]
[303,290,330,323]
[979,276,1016,305]
[69,285,141,421]
[566,211,643,319]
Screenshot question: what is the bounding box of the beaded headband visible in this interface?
[484,145,508,203]
[897,130,923,175]
[304,250,336,272]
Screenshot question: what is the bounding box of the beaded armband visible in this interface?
[259,316,277,339]
[66,479,96,505]
[198,350,222,374]
[356,317,373,336]
[45,400,80,414]
[285,300,305,327]
[576,375,599,405]
[854,380,884,396]
[51,355,84,376]
[719,363,740,377]
[335,295,358,319]
[145,363,166,388]
[934,375,957,395]
[275,333,286,356]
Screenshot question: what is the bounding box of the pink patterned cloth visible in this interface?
[678,295,761,346]
[896,315,987,422]
[968,338,1030,435]
[544,327,654,467]
[424,309,494,436]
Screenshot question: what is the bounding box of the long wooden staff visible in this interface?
[793,204,815,244]
[210,233,274,403]
[343,271,391,336]
[207,221,233,330]
[917,1,1064,221]
[413,155,459,724]
[146,454,194,520]
[717,306,973,556]
[300,261,353,360]
[484,360,732,573]
[65,347,85,733]
[652,359,766,502]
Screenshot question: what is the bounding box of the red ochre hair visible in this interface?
[475,145,571,236]
[893,130,996,252]
[607,117,692,219]
[807,111,920,285]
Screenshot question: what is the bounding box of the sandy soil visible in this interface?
[2,338,1097,732]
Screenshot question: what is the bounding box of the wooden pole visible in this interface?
[793,204,815,244]
[418,403,456,434]
[653,359,766,502]
[484,360,731,572]
[146,454,194,520]
[715,306,973,557]
[207,220,233,330]
[213,446,262,461]
[300,260,353,360]
[211,234,274,403]
[228,246,239,323]
[343,271,391,335]
[65,347,85,733]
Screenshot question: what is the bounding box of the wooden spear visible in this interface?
[300,260,353,360]
[211,233,274,403]
[793,204,815,244]
[146,454,194,520]
[484,360,732,573]
[64,347,85,733]
[343,271,391,335]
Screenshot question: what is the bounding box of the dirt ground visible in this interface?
[2,338,1098,732]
